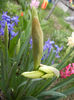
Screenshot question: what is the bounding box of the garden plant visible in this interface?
[0,0,74,100]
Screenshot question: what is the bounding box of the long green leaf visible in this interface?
[64,87,74,95]
[22,96,38,100]
[57,47,74,70]
[50,75,74,91]
[4,22,8,48]
[31,78,55,97]
[0,49,5,91]
[17,21,31,64]
[38,90,66,97]
[8,33,20,57]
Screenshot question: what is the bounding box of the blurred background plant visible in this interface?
[0,0,74,100]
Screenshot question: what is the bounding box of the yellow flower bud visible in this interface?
[21,71,44,79]
[41,73,54,79]
[39,64,60,78]
[39,66,53,74]
[32,7,43,70]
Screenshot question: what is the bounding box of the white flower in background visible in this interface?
[67,32,74,47]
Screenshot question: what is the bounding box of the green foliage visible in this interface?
[6,1,22,16]
[16,0,30,10]
[0,1,74,100]
[0,0,8,12]
[0,19,74,100]
[4,23,9,48]
[50,30,71,48]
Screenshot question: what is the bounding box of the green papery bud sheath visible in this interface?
[16,38,20,55]
[32,7,43,70]
[32,7,38,20]
[41,73,54,79]
[39,66,53,74]
[4,22,9,48]
[39,64,60,78]
[21,71,44,79]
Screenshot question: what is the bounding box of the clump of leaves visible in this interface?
[0,7,74,100]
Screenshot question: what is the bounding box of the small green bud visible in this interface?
[39,64,60,78]
[41,73,54,79]
[21,71,44,79]
[32,7,43,70]
[4,22,9,48]
[16,38,20,55]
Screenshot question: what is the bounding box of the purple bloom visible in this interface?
[43,39,54,51]
[0,28,4,35]
[0,12,19,39]
[29,38,32,49]
[11,16,19,24]
[29,38,63,63]
[2,12,10,20]
[54,45,63,58]
[52,60,54,64]
[10,31,18,39]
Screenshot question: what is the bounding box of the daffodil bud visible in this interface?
[21,71,44,79]
[16,38,20,55]
[41,73,54,79]
[4,22,9,48]
[39,64,60,78]
[39,65,53,74]
[32,7,43,70]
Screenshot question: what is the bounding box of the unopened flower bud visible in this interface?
[39,64,60,78]
[21,71,44,79]
[41,73,54,79]
[32,7,43,70]
[16,38,20,55]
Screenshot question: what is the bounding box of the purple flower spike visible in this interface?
[29,38,63,64]
[0,12,19,39]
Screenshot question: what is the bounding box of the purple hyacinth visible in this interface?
[29,38,63,63]
[0,12,19,39]
[54,45,63,58]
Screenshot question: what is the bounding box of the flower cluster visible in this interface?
[60,63,74,78]
[43,39,63,59]
[0,12,19,39]
[29,38,63,63]
[30,0,40,9]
